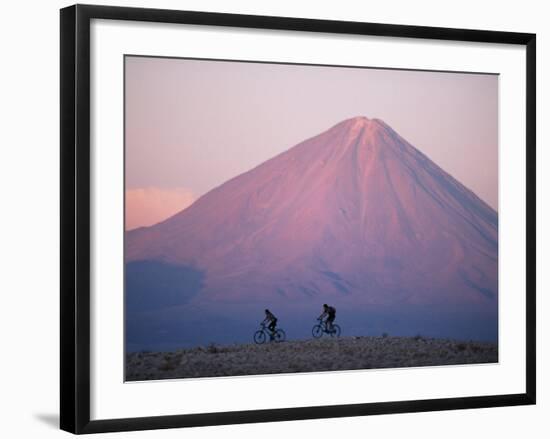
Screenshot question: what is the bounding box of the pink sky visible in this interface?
[125,187,195,230]
[125,56,498,230]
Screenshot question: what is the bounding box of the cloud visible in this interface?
[126,187,195,230]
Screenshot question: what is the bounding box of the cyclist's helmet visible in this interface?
[323,304,328,308]
[265,309,270,313]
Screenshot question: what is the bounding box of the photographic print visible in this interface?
[124,56,499,381]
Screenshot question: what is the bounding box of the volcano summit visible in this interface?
[126,117,498,350]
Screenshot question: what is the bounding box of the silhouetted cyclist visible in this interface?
[319,304,336,332]
[261,309,278,338]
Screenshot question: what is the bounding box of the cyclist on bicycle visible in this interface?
[319,304,336,332]
[261,309,278,338]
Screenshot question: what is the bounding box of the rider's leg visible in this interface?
[268,320,276,338]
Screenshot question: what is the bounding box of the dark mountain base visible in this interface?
[126,305,498,353]
[125,335,498,381]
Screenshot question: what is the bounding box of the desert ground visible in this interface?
[126,335,498,381]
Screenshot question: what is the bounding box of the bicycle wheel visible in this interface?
[254,330,266,344]
[274,329,286,342]
[330,324,341,337]
[312,324,323,338]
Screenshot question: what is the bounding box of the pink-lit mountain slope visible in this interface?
[126,117,498,307]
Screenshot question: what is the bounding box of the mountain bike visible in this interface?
[253,323,286,344]
[312,318,341,338]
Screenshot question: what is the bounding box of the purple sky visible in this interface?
[125,56,498,230]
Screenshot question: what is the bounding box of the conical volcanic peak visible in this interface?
[322,116,413,163]
[334,115,371,131]
[126,117,498,309]
[326,116,386,141]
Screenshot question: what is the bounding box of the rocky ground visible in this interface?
[126,335,498,381]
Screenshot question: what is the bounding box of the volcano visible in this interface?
[125,117,498,350]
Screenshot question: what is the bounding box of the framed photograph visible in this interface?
[60,4,536,434]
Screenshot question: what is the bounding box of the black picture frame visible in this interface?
[60,4,536,434]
